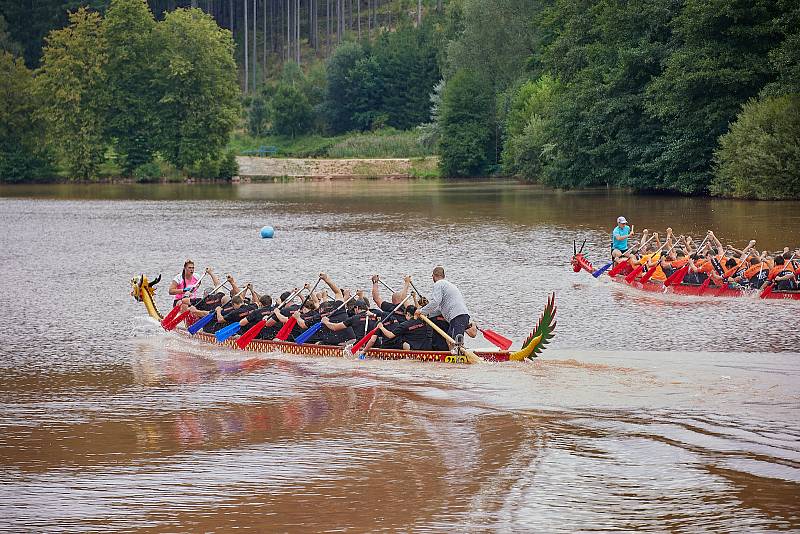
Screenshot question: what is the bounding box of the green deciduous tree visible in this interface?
[711,95,800,200]
[35,7,108,180]
[324,41,367,133]
[271,83,313,137]
[645,0,782,193]
[500,74,561,179]
[102,0,159,175]
[152,8,241,169]
[439,69,495,177]
[0,52,52,182]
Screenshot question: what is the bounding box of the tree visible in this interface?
[645,0,783,193]
[324,41,366,133]
[438,69,495,177]
[711,95,800,200]
[0,13,23,56]
[102,0,159,175]
[271,82,312,136]
[35,7,108,180]
[0,52,52,182]
[500,74,561,180]
[152,8,241,169]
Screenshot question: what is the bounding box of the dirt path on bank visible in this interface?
[236,156,438,179]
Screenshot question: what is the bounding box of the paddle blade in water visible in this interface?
[215,322,241,342]
[639,265,658,283]
[187,312,215,335]
[294,322,323,344]
[274,317,297,341]
[760,282,775,299]
[696,276,713,295]
[161,303,182,328]
[236,320,266,349]
[592,262,613,278]
[351,326,379,354]
[664,264,689,287]
[480,328,512,350]
[164,310,190,331]
[624,264,644,283]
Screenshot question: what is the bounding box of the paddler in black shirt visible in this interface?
[375,305,433,351]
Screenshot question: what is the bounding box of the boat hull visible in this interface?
[571,253,800,300]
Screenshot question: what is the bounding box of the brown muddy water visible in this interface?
[1,181,799,532]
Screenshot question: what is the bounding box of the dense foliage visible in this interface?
[711,95,800,200]
[438,0,799,195]
[2,0,240,181]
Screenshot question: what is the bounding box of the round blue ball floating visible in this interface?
[260,225,274,239]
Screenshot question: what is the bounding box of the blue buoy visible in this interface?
[260,225,275,239]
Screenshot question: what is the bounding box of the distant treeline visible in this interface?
[435,0,799,199]
[1,0,798,198]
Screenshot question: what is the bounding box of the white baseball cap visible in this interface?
[617,216,628,224]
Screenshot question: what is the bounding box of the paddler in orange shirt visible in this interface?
[639,228,675,282]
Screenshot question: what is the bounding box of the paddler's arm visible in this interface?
[226,275,240,296]
[320,272,343,301]
[417,281,442,317]
[206,268,220,288]
[321,316,345,332]
[377,323,395,339]
[371,275,385,307]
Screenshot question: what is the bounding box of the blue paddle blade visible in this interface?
[187,312,215,335]
[592,262,613,278]
[294,322,323,344]
[215,322,241,342]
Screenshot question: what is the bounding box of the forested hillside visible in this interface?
[1,0,797,199]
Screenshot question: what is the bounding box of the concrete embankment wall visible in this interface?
[236,156,438,179]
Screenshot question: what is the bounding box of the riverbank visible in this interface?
[236,156,439,180]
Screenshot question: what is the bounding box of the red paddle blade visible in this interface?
[608,261,627,277]
[624,264,644,283]
[164,310,190,331]
[697,276,712,295]
[161,303,181,328]
[760,282,774,299]
[664,264,689,287]
[639,266,656,283]
[274,317,297,341]
[351,326,379,354]
[236,320,266,349]
[481,328,512,350]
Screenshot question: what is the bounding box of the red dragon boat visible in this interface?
[131,274,556,363]
[571,249,800,300]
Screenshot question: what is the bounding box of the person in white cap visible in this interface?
[612,216,633,256]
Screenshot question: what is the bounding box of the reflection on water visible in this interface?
[1,182,798,531]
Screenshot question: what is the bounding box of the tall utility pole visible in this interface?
[418,0,421,25]
[252,0,257,92]
[244,0,249,94]
[357,0,360,39]
[295,0,300,64]
[286,0,291,61]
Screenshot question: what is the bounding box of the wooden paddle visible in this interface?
[418,315,480,364]
[235,286,306,349]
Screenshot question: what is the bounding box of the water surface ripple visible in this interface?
[1,182,798,532]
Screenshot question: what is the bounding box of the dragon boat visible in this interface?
[131,274,556,363]
[571,248,800,300]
